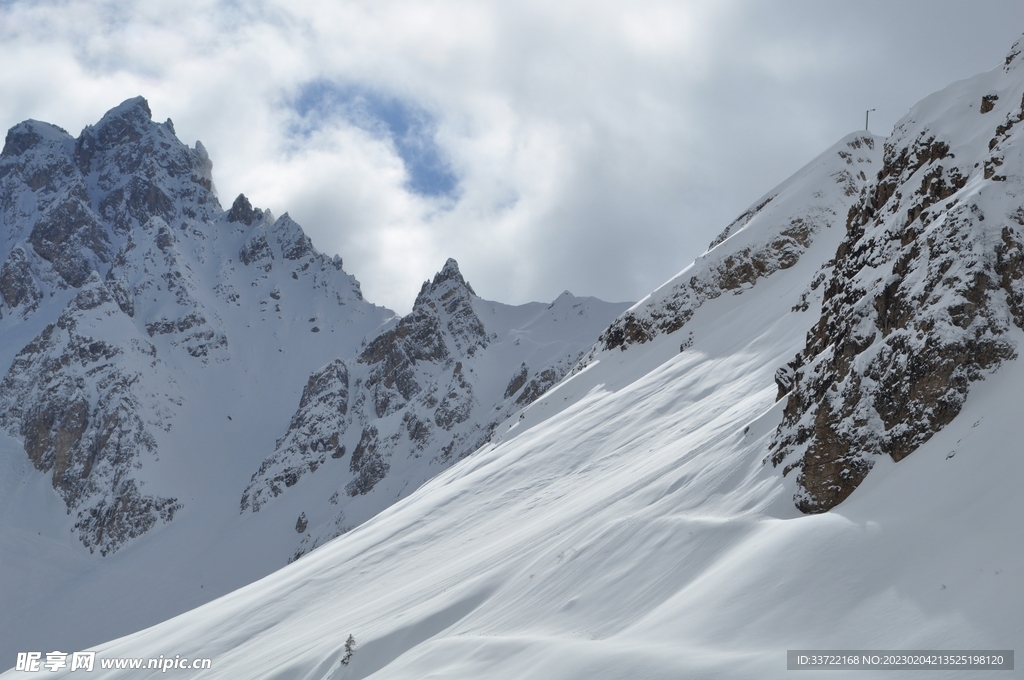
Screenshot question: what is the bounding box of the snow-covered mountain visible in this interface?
[15,36,1024,679]
[243,258,629,562]
[0,99,629,662]
[0,97,392,557]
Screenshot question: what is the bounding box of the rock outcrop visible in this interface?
[0,275,181,555]
[770,39,1024,512]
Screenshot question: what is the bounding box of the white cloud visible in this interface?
[1,0,1022,313]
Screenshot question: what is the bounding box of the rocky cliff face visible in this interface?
[0,100,213,554]
[576,40,1024,517]
[0,98,634,663]
[0,97,392,554]
[0,274,181,555]
[769,39,1024,512]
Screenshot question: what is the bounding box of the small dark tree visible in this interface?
[341,634,356,666]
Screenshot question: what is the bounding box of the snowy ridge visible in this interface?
[7,40,1024,680]
[587,132,878,358]
[25,40,1024,679]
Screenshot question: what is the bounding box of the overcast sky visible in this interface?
[2,1,1023,313]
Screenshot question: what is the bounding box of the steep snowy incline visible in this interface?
[770,37,1024,512]
[22,116,1022,675]
[511,129,880,440]
[13,38,1024,678]
[588,132,877,357]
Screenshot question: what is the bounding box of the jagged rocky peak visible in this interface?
[88,96,153,149]
[411,258,488,355]
[228,193,262,226]
[1,120,73,159]
[273,212,319,262]
[74,96,221,232]
[356,259,484,421]
[361,258,486,364]
[75,96,158,174]
[426,257,475,293]
[769,37,1024,513]
[244,258,631,537]
[0,96,390,556]
[0,94,223,307]
[241,260,484,517]
[410,258,478,321]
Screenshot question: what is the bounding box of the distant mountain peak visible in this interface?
[102,96,152,122]
[0,96,390,556]
[227,193,261,225]
[418,257,476,298]
[85,96,156,153]
[1,120,72,158]
[437,256,463,280]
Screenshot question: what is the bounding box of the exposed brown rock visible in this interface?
[504,363,529,399]
[347,426,388,496]
[770,126,1024,513]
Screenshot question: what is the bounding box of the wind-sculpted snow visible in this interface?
[770,38,1024,512]
[13,41,1024,678]
[29,95,1024,676]
[585,132,879,360]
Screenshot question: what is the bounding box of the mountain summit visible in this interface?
[243,255,628,562]
[0,95,385,558]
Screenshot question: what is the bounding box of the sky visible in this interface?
[1,1,1022,314]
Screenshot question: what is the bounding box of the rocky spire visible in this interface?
[227,193,260,225]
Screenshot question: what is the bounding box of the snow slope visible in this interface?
[241,259,631,562]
